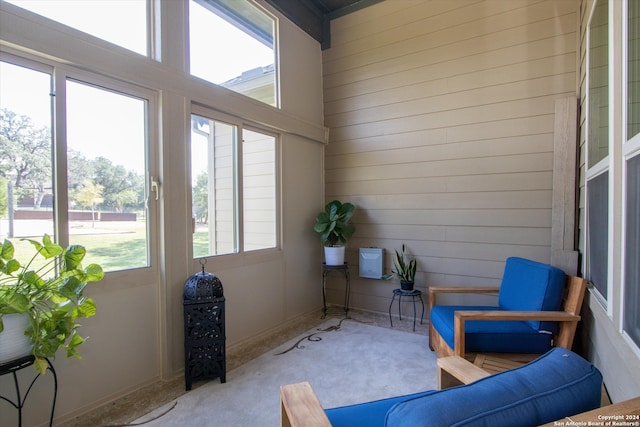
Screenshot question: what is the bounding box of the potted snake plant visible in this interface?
[0,234,104,374]
[392,244,417,291]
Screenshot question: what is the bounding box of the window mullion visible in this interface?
[52,69,70,248]
[235,125,243,254]
[609,0,625,315]
[207,123,217,254]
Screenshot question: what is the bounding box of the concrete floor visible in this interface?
[61,307,429,426]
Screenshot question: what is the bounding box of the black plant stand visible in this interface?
[0,355,57,427]
[321,262,351,319]
[388,288,424,332]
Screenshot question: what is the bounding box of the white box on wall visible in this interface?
[359,248,384,279]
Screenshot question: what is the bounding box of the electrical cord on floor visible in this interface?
[103,401,177,427]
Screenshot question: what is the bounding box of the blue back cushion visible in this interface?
[385,348,602,427]
[326,390,436,427]
[498,257,566,331]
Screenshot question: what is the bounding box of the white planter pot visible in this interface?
[324,246,346,266]
[0,313,33,364]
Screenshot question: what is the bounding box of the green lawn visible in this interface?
[7,227,148,272]
[6,225,210,273]
[193,231,209,258]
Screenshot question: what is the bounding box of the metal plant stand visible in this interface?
[322,262,351,318]
[388,288,424,332]
[0,355,57,427]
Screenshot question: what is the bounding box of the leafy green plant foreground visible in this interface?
[0,235,104,373]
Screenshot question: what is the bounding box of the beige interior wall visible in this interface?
[0,1,325,424]
[322,0,579,312]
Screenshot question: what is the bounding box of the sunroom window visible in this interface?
[65,80,152,271]
[0,60,54,242]
[624,155,640,348]
[624,0,640,348]
[190,112,278,258]
[0,57,155,273]
[586,0,610,302]
[189,0,278,107]
[5,0,148,56]
[191,115,238,257]
[629,0,640,140]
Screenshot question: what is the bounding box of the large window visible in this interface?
[587,171,609,298]
[0,61,54,239]
[242,128,277,251]
[624,155,640,347]
[191,112,277,258]
[589,0,610,168]
[586,0,610,302]
[65,80,151,271]
[629,0,640,140]
[189,0,278,107]
[0,58,155,273]
[624,0,640,348]
[191,115,237,256]
[5,0,148,56]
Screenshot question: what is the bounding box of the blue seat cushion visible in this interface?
[325,390,436,427]
[498,257,566,332]
[430,305,553,354]
[385,348,602,427]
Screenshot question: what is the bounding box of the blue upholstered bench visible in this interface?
[280,347,603,427]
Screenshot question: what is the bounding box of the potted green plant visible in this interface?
[0,234,104,374]
[392,244,417,290]
[313,200,356,265]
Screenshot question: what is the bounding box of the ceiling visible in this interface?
[263,0,383,49]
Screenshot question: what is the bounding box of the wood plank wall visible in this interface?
[322,0,579,313]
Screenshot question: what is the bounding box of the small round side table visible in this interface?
[388,288,424,332]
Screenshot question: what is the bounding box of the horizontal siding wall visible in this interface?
[322,0,578,313]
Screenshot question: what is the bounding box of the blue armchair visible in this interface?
[428,257,587,358]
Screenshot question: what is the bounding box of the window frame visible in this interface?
[4,0,152,57]
[621,0,640,350]
[621,149,640,350]
[62,74,159,272]
[189,103,281,260]
[241,125,279,252]
[585,0,612,308]
[188,0,280,108]
[0,51,160,281]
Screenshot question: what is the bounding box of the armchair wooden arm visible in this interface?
[452,310,581,357]
[280,382,331,427]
